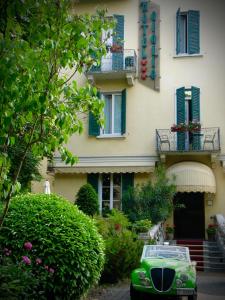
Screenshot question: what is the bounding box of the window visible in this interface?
[89,89,126,137]
[176,9,200,55]
[176,86,200,150]
[100,173,122,212]
[101,93,122,135]
[87,173,134,214]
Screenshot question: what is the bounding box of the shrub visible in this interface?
[132,219,152,234]
[76,183,99,216]
[122,165,176,224]
[0,194,105,300]
[95,210,143,283]
[0,256,39,300]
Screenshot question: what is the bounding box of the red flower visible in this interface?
[114,223,121,231]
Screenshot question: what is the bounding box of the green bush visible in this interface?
[0,194,104,300]
[122,165,176,224]
[95,210,143,283]
[0,256,40,300]
[76,183,99,216]
[132,219,152,234]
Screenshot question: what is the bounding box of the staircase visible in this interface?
[176,239,225,272]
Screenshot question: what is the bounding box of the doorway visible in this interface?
[174,192,205,239]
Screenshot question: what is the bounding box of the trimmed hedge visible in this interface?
[76,183,99,216]
[0,194,104,299]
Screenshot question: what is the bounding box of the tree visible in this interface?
[7,141,41,192]
[76,183,99,216]
[0,0,114,225]
[122,165,176,224]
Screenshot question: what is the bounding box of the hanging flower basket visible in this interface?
[171,121,201,132]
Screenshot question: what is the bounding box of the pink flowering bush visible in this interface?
[0,193,104,299]
[0,241,54,299]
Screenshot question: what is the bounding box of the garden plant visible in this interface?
[75,183,99,216]
[94,210,143,283]
[0,194,105,299]
[122,165,176,224]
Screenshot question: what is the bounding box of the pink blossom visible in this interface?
[36,258,42,265]
[4,248,12,256]
[44,265,49,270]
[24,242,32,251]
[49,268,55,274]
[22,256,31,265]
[5,250,12,256]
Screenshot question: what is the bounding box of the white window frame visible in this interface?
[100,92,122,137]
[98,173,122,213]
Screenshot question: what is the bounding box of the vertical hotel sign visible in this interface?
[139,0,160,90]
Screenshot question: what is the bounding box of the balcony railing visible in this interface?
[156,127,220,153]
[88,49,137,74]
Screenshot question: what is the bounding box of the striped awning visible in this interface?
[53,156,157,174]
[166,162,216,193]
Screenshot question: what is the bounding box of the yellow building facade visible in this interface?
[33,0,225,239]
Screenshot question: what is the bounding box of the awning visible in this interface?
[166,162,216,193]
[53,156,158,174]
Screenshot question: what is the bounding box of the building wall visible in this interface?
[69,0,225,157]
[32,0,225,227]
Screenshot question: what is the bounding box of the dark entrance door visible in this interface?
[174,192,205,239]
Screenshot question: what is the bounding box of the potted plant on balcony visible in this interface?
[171,121,201,133]
[110,44,123,53]
[171,123,187,132]
[206,223,218,241]
[188,120,201,132]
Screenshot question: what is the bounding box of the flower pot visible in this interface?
[166,233,174,240]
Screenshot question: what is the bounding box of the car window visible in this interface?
[143,246,189,261]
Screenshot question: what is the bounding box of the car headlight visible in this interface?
[138,271,146,279]
[176,279,183,287]
[180,273,189,282]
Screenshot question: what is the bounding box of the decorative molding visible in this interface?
[126,73,135,86]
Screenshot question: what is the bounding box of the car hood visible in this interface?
[141,258,190,271]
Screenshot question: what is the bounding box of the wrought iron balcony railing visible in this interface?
[88,49,137,74]
[156,127,220,153]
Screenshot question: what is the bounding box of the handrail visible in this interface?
[214,214,225,257]
[156,127,220,152]
[148,222,165,244]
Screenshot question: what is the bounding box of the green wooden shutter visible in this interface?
[188,10,200,54]
[176,8,181,55]
[113,15,124,71]
[121,89,126,134]
[87,174,98,193]
[191,86,201,150]
[88,92,101,136]
[176,87,185,150]
[122,173,134,198]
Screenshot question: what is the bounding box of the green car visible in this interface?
[131,245,197,300]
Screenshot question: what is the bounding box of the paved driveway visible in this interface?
[91,272,225,300]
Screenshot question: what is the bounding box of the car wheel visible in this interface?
[130,284,140,300]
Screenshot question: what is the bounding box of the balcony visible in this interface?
[87,49,137,86]
[156,127,220,156]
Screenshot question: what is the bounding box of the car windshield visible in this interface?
[142,245,189,261]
